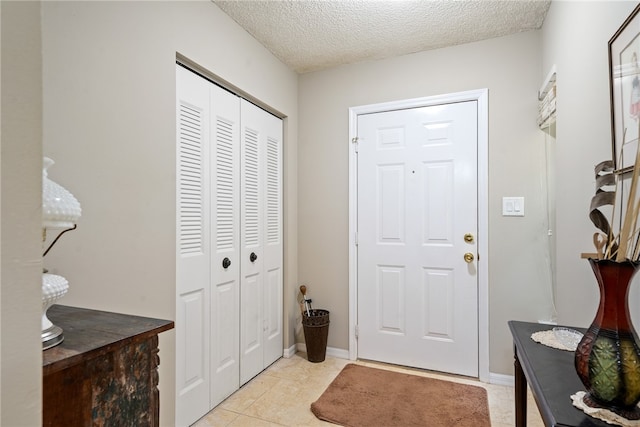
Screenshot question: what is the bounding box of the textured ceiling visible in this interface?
[214,0,551,74]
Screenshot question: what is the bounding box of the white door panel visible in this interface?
[357,101,478,377]
[240,100,283,384]
[240,272,263,385]
[240,101,264,385]
[210,84,240,408]
[263,128,283,367]
[176,65,211,426]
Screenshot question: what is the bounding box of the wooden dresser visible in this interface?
[42,305,174,427]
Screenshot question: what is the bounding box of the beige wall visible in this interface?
[0,1,44,425]
[298,30,555,375]
[543,2,639,326]
[40,1,298,424]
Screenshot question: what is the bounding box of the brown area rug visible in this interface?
[310,364,491,427]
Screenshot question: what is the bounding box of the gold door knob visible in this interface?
[464,233,474,243]
[464,252,475,263]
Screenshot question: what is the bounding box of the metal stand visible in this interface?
[42,324,64,350]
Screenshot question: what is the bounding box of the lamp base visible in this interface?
[42,273,69,351]
[42,325,64,350]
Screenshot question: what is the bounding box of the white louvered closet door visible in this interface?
[261,107,284,369]
[177,65,283,424]
[210,84,241,408]
[176,65,211,427]
[240,100,283,385]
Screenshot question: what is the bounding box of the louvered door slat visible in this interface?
[215,118,235,251]
[178,103,204,256]
[267,137,281,245]
[243,128,260,248]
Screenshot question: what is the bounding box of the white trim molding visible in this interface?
[489,372,515,387]
[295,343,350,360]
[348,89,490,382]
[283,344,297,358]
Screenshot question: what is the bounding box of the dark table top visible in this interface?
[508,320,609,427]
[43,305,174,375]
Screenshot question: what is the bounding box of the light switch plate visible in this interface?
[503,197,525,217]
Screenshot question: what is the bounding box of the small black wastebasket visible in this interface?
[302,309,330,363]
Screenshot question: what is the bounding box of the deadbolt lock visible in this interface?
[464,252,475,263]
[464,233,474,243]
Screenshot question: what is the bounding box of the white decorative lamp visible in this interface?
[42,157,81,350]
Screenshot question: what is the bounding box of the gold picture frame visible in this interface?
[611,4,640,174]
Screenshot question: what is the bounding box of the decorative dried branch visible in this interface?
[589,160,618,257]
[586,123,640,261]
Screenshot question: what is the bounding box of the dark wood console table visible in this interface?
[43,305,174,427]
[508,321,611,427]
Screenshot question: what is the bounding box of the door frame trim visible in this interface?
[348,89,489,382]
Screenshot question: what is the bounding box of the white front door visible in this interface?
[356,100,479,377]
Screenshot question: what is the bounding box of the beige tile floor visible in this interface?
[193,353,545,427]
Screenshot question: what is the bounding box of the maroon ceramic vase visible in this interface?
[574,258,640,419]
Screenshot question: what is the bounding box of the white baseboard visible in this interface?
[283,344,297,358]
[295,343,351,360]
[326,346,350,359]
[489,372,514,386]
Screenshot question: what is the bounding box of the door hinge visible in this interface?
[352,137,359,153]
[355,232,358,246]
[355,324,359,339]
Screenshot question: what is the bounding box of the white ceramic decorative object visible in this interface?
[42,157,81,350]
[42,157,81,229]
